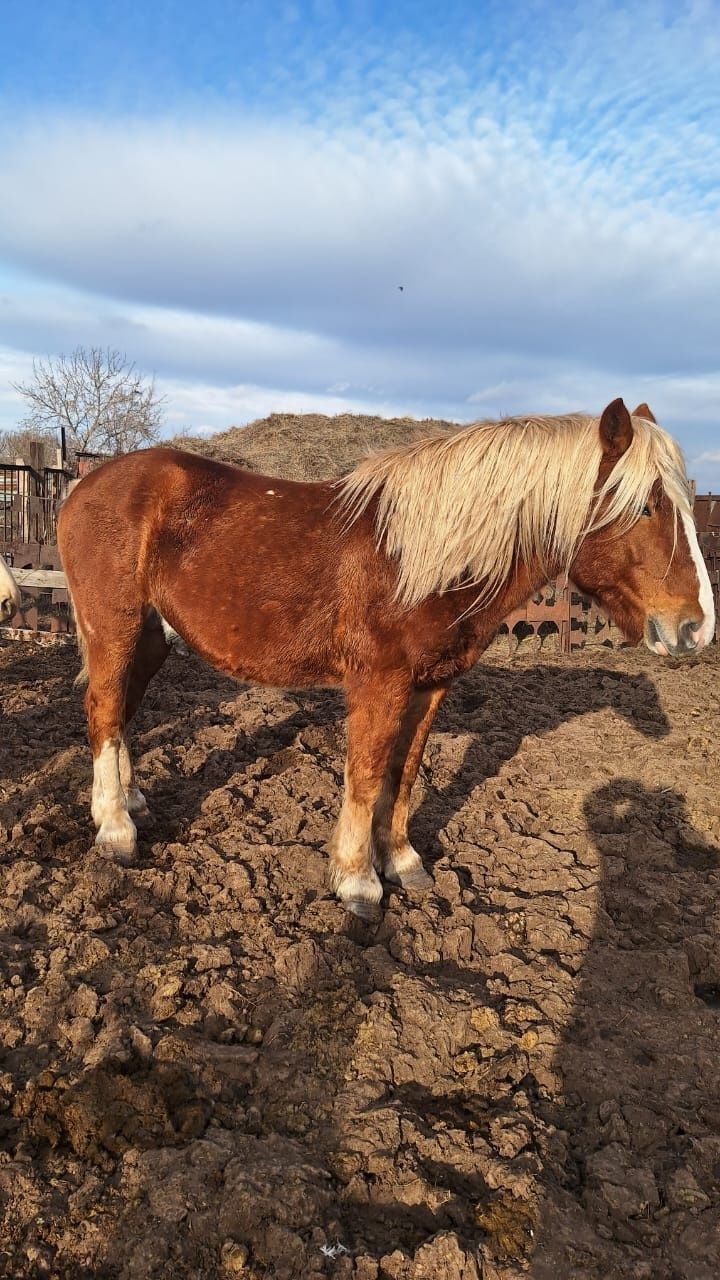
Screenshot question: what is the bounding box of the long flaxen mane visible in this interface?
[338,412,693,610]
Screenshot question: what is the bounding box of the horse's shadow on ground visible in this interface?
[313,779,720,1273]
[0,645,669,861]
[133,655,670,864]
[409,660,669,868]
[526,780,720,1277]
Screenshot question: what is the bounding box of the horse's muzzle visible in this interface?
[645,615,705,657]
[1,591,19,622]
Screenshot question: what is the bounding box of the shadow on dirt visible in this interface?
[135,657,671,858]
[528,780,720,1279]
[291,779,720,1278]
[8,642,720,1278]
[409,663,670,867]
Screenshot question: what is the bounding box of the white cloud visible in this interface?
[0,14,718,491]
[0,114,718,379]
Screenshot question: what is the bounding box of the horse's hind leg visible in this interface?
[120,611,172,819]
[372,684,448,890]
[330,673,412,917]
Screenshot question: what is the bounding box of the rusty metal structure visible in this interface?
[694,494,720,534]
[693,494,720,649]
[1,457,719,649]
[1,458,74,633]
[500,581,627,653]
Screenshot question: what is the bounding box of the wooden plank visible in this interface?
[14,569,67,589]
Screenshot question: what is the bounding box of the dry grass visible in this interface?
[168,411,459,481]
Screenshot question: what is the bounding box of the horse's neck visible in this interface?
[445,555,557,634]
[499,556,560,615]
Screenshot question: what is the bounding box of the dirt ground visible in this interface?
[0,634,718,1280]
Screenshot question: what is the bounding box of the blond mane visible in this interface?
[338,412,693,610]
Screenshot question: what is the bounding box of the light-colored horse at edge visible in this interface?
[0,556,20,625]
[57,398,715,917]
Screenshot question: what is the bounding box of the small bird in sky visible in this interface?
[398,285,404,291]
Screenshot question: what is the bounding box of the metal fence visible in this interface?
[0,462,72,545]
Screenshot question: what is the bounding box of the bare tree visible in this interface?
[13,347,164,459]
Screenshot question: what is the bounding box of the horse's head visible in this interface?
[570,399,715,657]
[0,555,20,623]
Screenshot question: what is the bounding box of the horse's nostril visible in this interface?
[677,620,699,652]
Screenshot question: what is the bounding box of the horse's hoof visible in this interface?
[384,845,432,895]
[114,845,139,867]
[127,791,151,821]
[95,840,138,867]
[95,819,138,866]
[395,866,433,894]
[344,899,382,922]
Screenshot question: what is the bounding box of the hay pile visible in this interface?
[169,411,458,481]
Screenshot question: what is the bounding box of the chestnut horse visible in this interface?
[57,398,714,916]
[0,555,20,623]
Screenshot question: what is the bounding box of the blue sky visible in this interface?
[0,0,719,486]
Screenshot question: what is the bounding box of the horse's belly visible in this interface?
[157,581,343,687]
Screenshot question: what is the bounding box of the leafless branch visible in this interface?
[11,347,164,459]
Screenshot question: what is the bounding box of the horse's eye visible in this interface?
[642,505,652,518]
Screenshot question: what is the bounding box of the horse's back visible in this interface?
[60,447,336,551]
[57,446,380,683]
[61,446,329,513]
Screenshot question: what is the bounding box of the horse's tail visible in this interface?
[71,603,90,689]
[62,577,89,688]
[56,478,90,689]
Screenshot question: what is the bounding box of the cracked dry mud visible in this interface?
[0,636,718,1279]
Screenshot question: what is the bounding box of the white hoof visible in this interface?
[126,786,150,819]
[330,866,383,916]
[95,813,138,863]
[384,844,433,893]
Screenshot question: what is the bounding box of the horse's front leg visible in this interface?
[85,633,142,861]
[330,673,413,918]
[372,684,448,890]
[118,735,150,819]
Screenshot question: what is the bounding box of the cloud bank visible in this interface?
[0,0,717,483]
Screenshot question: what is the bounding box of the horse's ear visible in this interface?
[632,402,657,423]
[598,398,633,459]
